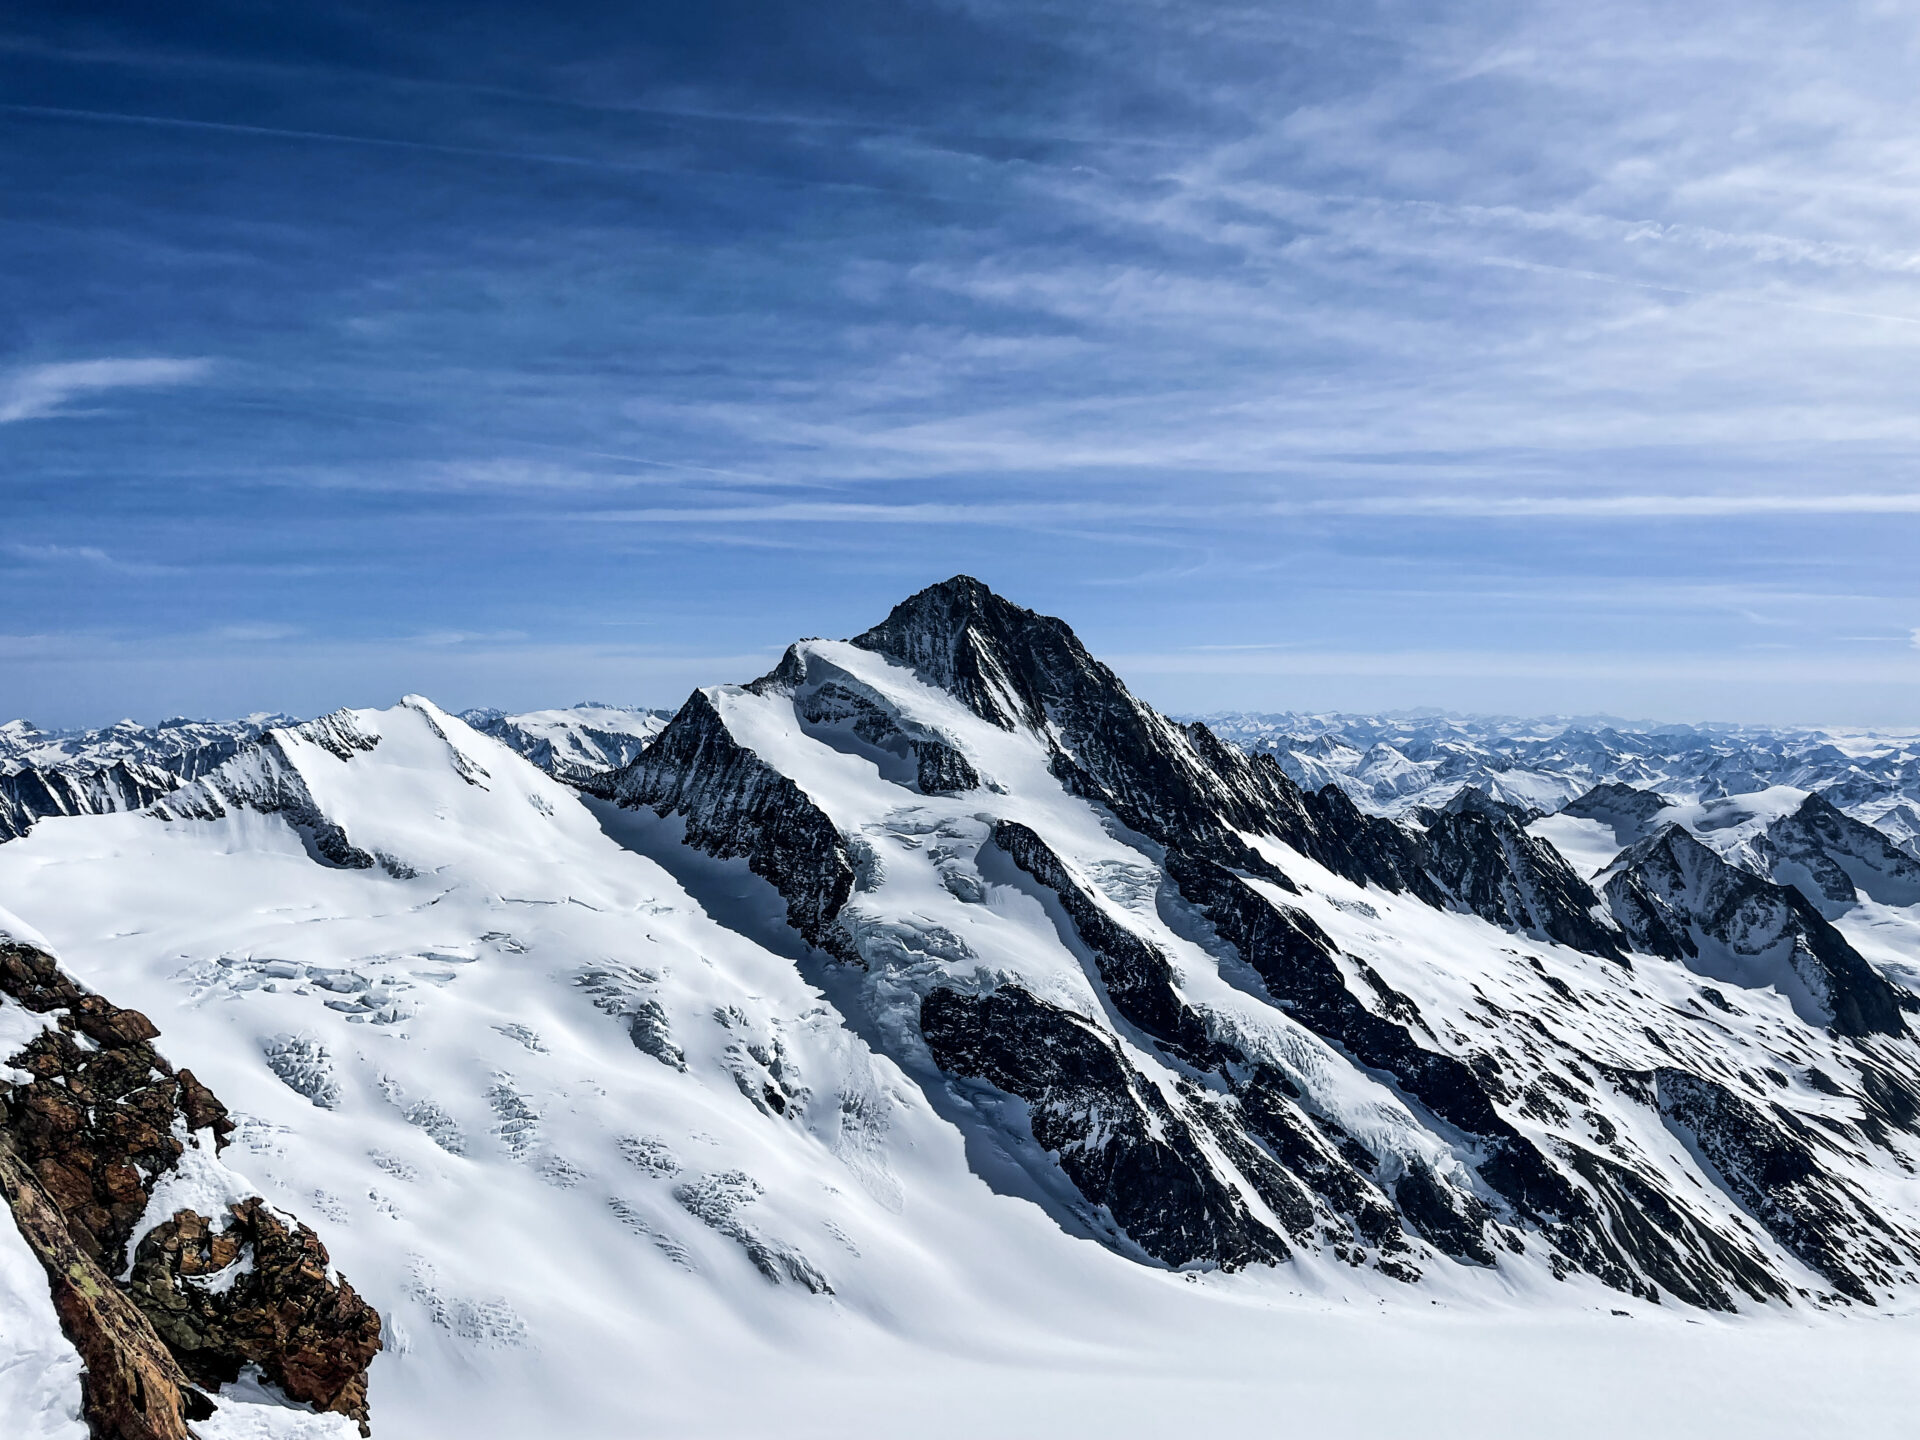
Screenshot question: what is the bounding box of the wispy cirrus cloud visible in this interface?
[10,1,1920,726]
[0,357,211,423]
[1294,493,1920,519]
[1,542,185,577]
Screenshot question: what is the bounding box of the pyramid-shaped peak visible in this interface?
[851,576,1090,731]
[855,575,1047,649]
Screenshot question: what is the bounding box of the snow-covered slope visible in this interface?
[6,581,1920,1439]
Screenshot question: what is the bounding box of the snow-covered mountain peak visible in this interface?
[9,580,1920,1438]
[587,579,1920,1311]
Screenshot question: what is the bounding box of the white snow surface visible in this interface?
[1,689,1919,1436]
[0,1148,88,1440]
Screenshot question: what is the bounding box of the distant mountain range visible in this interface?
[1195,711,1920,836]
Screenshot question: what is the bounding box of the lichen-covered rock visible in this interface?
[0,938,381,1434]
[1,945,189,1273]
[129,1198,383,1426]
[0,1139,212,1440]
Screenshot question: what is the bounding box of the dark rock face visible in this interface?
[1655,1068,1915,1302]
[1755,792,1920,916]
[599,689,855,949]
[129,1199,383,1420]
[1228,1065,1406,1257]
[1159,850,1720,1300]
[0,940,380,1434]
[913,739,980,796]
[919,984,1288,1270]
[1393,1161,1494,1266]
[607,576,1920,1310]
[1604,826,1904,1037]
[1163,853,1503,1137]
[153,716,394,874]
[1418,799,1627,961]
[1561,781,1672,846]
[990,819,1217,1065]
[0,759,179,843]
[854,580,1305,882]
[985,820,1426,1271]
[1557,1143,1785,1311]
[0,723,260,846]
[770,649,983,798]
[853,580,1623,951]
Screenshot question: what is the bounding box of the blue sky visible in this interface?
[5,0,1920,729]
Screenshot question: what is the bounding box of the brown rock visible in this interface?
[0,1139,213,1440]
[72,994,163,1048]
[33,1155,94,1213]
[176,1070,234,1151]
[131,1200,382,1434]
[0,941,83,1011]
[2,939,383,1434]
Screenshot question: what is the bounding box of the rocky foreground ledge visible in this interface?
[0,939,380,1439]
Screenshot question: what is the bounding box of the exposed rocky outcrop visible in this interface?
[0,946,223,1275]
[766,647,982,797]
[920,984,1287,1270]
[152,711,394,874]
[989,819,1218,1066]
[850,579,1628,953]
[0,760,180,844]
[985,820,1432,1273]
[597,689,855,949]
[129,1199,382,1419]
[0,938,380,1435]
[1157,847,1803,1305]
[1654,1067,1916,1302]
[1417,794,1627,961]
[1163,853,1555,1208]
[0,1140,211,1440]
[566,576,1920,1311]
[853,579,1310,883]
[1754,792,1920,917]
[1604,826,1905,1037]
